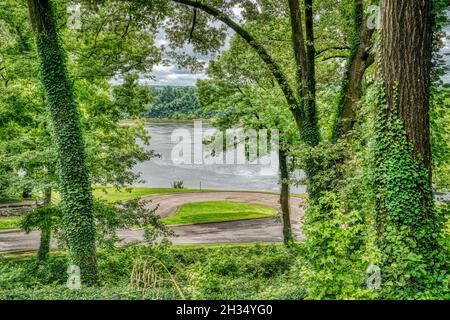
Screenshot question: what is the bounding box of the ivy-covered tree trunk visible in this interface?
[37,187,52,262]
[279,148,293,246]
[375,0,447,297]
[314,0,375,196]
[28,0,98,283]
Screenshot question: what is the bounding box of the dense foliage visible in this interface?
[0,244,304,300]
[147,86,214,119]
[21,198,174,250]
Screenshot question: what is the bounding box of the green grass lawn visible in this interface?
[162,201,277,226]
[49,186,202,203]
[0,216,22,231]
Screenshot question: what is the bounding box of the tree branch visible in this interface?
[171,0,305,126]
[287,0,308,98]
[321,55,347,61]
[315,46,351,56]
[188,8,197,43]
[331,0,375,141]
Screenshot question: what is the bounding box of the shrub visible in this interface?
[171,181,184,189]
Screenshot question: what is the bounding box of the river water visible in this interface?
[132,120,307,193]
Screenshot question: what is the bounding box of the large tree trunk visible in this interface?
[332,0,375,141]
[28,0,98,284]
[375,0,445,296]
[381,0,433,171]
[279,148,293,246]
[287,0,323,201]
[316,0,374,198]
[287,0,308,99]
[304,0,317,134]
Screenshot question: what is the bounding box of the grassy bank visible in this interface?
[2,186,308,206]
[0,187,201,230]
[0,217,22,231]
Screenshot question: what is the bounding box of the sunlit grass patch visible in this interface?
[0,216,21,231]
[163,201,277,226]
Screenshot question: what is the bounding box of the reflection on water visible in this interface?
[133,120,307,193]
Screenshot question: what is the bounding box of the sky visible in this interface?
[145,10,449,87]
[143,7,241,87]
[140,28,213,87]
[143,63,207,87]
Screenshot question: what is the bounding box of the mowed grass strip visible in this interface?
[163,201,277,226]
[0,216,21,231]
[92,187,202,202]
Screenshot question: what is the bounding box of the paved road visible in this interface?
[0,192,305,253]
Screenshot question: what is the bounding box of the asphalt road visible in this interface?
[0,192,305,253]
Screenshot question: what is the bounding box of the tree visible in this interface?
[1,0,159,261]
[170,0,323,197]
[374,0,449,298]
[27,0,98,283]
[193,0,376,245]
[279,147,294,245]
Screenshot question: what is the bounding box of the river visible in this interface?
[132,120,307,194]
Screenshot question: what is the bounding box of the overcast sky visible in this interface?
[140,28,213,86]
[144,10,449,87]
[142,63,207,87]
[142,7,242,87]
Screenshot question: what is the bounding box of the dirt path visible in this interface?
[0,192,305,253]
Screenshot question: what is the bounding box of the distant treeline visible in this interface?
[147,86,215,119]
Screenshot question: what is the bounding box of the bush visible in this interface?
[171,181,184,189]
[298,193,379,300]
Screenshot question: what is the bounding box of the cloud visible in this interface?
[141,64,207,86]
[138,28,211,87]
